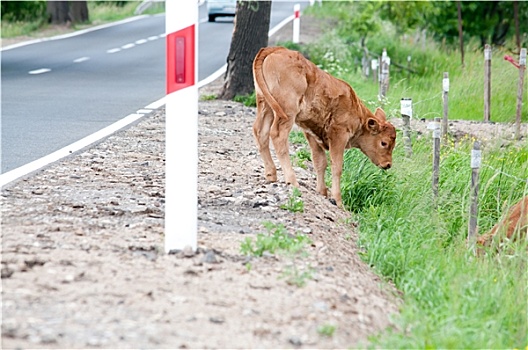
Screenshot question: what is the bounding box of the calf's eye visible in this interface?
[381,141,387,147]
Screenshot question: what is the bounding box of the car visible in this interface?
[207,0,236,22]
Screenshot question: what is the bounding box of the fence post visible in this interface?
[442,72,449,139]
[400,98,413,158]
[468,141,481,243]
[371,58,378,85]
[293,4,300,44]
[380,49,390,99]
[484,44,491,122]
[515,48,526,140]
[432,117,441,202]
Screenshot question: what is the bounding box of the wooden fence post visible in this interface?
[380,49,390,99]
[377,55,382,98]
[400,98,413,158]
[432,117,441,202]
[515,48,526,140]
[484,44,491,122]
[468,141,481,242]
[442,72,449,139]
[372,58,378,85]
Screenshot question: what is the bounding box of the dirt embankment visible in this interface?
[1,15,402,349]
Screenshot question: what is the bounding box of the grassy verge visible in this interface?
[294,5,528,348]
[1,2,164,39]
[341,134,527,348]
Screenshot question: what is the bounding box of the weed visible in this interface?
[280,187,305,213]
[282,264,314,287]
[200,94,217,101]
[289,130,307,145]
[234,92,256,107]
[291,147,311,170]
[240,221,311,257]
[317,324,337,337]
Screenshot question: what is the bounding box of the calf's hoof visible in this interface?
[265,174,277,182]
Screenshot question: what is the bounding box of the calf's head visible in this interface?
[358,108,396,170]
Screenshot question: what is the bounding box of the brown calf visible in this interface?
[252,46,396,208]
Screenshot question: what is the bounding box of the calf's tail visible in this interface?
[253,47,289,120]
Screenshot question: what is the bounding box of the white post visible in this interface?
[165,0,198,253]
[293,4,300,44]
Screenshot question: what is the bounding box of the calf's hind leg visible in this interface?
[253,97,277,182]
[270,115,298,186]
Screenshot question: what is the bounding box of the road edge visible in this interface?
[0,12,297,187]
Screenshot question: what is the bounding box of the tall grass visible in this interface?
[301,5,527,124]
[297,5,527,348]
[345,135,527,348]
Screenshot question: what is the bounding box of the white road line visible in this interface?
[147,36,159,41]
[107,48,121,54]
[0,113,145,188]
[137,109,152,114]
[269,14,295,37]
[1,15,149,52]
[136,39,148,45]
[197,64,227,88]
[121,43,135,49]
[73,56,90,63]
[1,11,299,187]
[145,97,166,110]
[28,68,51,75]
[159,33,166,37]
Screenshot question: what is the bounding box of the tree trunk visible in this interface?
[513,1,520,52]
[70,1,89,24]
[219,0,272,100]
[457,1,464,67]
[47,1,70,24]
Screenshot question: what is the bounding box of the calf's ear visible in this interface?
[375,107,387,121]
[367,118,380,134]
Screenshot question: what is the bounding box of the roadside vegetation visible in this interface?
[299,2,527,124]
[1,1,164,39]
[289,3,528,348]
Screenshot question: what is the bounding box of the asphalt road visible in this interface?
[1,2,307,174]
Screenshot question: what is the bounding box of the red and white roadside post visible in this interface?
[293,4,300,44]
[165,0,198,253]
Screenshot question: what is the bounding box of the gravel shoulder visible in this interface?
[2,15,401,349]
[1,99,402,349]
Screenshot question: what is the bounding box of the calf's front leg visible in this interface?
[304,132,328,197]
[328,135,348,209]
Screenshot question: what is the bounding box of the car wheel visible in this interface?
[208,15,216,22]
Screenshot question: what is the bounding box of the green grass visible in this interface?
[299,7,527,124]
[240,221,312,257]
[341,135,527,348]
[317,324,337,337]
[234,92,257,107]
[200,94,217,101]
[1,2,164,38]
[280,187,305,213]
[295,6,527,348]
